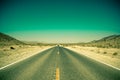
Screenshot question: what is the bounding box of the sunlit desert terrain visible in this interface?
[66,45,120,68]
[0,45,52,67]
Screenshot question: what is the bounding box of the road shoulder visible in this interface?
[65,46,120,70]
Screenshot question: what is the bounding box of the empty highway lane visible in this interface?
[0,46,120,80]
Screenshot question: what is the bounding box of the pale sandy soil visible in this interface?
[65,45,120,69]
[0,45,52,68]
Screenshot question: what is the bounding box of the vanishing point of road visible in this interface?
[0,46,120,80]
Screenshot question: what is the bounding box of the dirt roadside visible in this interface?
[0,45,52,68]
[65,46,120,69]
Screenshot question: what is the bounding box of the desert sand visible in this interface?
[65,45,120,69]
[0,45,52,68]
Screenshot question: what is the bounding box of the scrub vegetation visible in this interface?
[0,32,53,67]
[62,35,120,48]
[86,35,120,48]
[62,35,120,68]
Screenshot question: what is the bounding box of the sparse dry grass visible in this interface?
[0,45,52,68]
[66,45,120,69]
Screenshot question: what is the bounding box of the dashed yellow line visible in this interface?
[56,68,60,80]
[57,51,60,55]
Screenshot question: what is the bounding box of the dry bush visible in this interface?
[112,52,118,56]
[97,50,100,53]
[103,52,107,54]
[10,47,15,50]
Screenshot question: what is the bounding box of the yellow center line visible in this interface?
[57,51,60,55]
[56,68,60,80]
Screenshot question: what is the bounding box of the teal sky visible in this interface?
[0,0,120,43]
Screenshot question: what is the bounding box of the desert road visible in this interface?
[0,46,120,80]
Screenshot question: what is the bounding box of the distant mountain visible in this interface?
[0,32,25,45]
[88,35,120,48]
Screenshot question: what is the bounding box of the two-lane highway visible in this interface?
[0,46,120,80]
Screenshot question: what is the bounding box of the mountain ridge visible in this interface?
[0,32,25,45]
[87,35,120,48]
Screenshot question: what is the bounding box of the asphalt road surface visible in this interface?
[0,46,120,80]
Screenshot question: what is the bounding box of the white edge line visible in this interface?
[0,47,52,70]
[65,47,120,71]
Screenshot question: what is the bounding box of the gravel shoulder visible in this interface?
[65,46,120,69]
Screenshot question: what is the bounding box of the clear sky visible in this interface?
[0,0,120,43]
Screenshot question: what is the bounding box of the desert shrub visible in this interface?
[97,50,100,53]
[90,50,94,51]
[3,49,8,51]
[113,52,118,56]
[19,46,22,47]
[10,47,15,50]
[103,52,107,54]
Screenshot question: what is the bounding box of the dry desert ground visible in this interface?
[65,45,120,69]
[0,45,52,68]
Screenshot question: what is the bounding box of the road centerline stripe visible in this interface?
[56,68,60,80]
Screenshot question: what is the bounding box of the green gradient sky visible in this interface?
[0,0,120,43]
